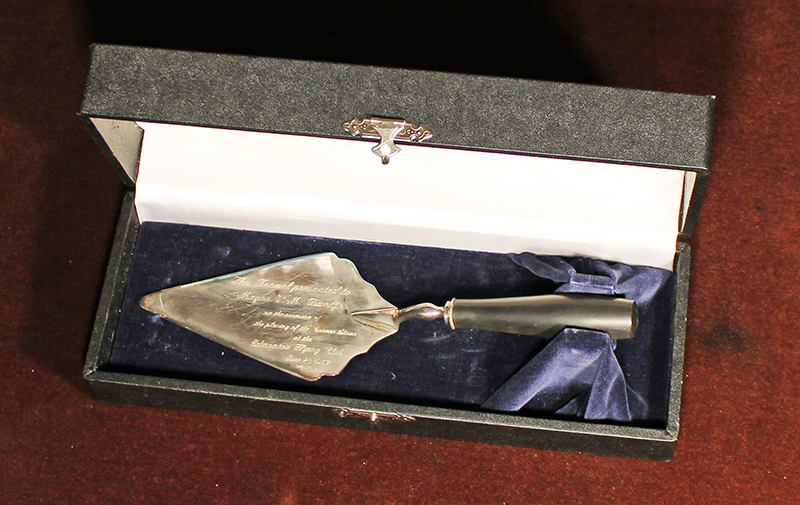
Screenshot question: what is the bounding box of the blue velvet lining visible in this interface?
[109,222,675,426]
[481,254,673,422]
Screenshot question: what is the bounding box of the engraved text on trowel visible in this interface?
[140,253,398,380]
[223,274,363,368]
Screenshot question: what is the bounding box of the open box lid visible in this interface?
[78,44,712,270]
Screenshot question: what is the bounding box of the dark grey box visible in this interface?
[80,44,712,460]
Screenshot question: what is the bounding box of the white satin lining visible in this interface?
[134,122,685,269]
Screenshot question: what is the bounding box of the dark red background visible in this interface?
[2,1,798,503]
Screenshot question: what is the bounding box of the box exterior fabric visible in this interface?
[80,44,710,460]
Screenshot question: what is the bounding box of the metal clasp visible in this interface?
[334,408,415,423]
[343,117,432,164]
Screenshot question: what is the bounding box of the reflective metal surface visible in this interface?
[141,253,637,381]
[343,117,433,164]
[140,253,397,381]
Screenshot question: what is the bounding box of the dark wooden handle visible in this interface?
[448,294,637,340]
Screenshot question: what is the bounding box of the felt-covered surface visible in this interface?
[111,222,673,423]
[2,1,799,503]
[111,222,559,410]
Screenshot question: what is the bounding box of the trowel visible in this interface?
[140,252,637,381]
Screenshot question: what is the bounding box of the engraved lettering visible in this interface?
[252,320,311,333]
[274,294,302,306]
[285,355,332,366]
[248,280,351,296]
[234,291,273,304]
[306,298,345,312]
[251,339,291,350]
[293,344,321,355]
[231,276,250,286]
[262,310,315,321]
[324,346,344,356]
[314,326,357,337]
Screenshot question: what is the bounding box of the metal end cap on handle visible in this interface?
[602,297,638,341]
[627,300,639,340]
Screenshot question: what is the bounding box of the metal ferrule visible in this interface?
[443,299,456,330]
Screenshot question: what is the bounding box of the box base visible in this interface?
[85,193,688,460]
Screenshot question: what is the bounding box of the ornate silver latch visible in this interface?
[343,117,433,164]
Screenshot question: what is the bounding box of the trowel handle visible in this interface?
[443,294,637,341]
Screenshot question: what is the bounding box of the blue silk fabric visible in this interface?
[111,222,675,426]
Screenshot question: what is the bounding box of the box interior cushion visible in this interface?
[108,222,675,426]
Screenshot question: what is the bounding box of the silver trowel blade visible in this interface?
[139,253,398,381]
